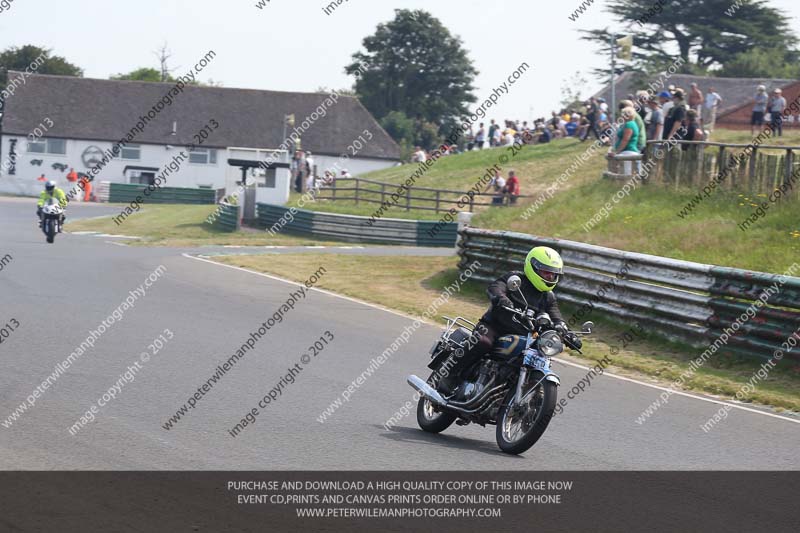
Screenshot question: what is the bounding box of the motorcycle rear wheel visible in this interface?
[496,371,557,455]
[416,372,457,433]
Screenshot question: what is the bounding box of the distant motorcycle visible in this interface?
[407,274,593,455]
[40,198,64,244]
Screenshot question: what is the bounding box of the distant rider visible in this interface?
[37,180,68,231]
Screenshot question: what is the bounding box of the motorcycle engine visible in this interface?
[457,361,496,401]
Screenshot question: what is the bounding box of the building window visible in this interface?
[121,144,141,160]
[27,138,66,155]
[189,148,217,165]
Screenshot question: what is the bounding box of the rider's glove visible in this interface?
[494,295,514,310]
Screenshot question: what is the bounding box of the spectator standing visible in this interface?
[620,99,646,152]
[769,88,787,136]
[475,123,486,149]
[505,170,521,204]
[635,91,649,121]
[581,97,600,141]
[610,107,640,157]
[688,83,704,117]
[305,151,315,191]
[751,85,768,135]
[682,109,704,150]
[488,120,499,147]
[664,89,687,140]
[704,86,722,132]
[659,91,674,123]
[646,97,664,142]
[490,173,506,205]
[413,146,427,163]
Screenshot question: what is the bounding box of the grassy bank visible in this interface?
[298,130,800,274]
[213,253,800,413]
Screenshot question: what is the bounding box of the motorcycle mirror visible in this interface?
[582,321,594,334]
[507,275,522,292]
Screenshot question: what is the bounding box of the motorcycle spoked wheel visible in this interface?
[495,370,557,455]
[45,219,55,244]
[416,371,457,433]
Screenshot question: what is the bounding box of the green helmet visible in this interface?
[524,246,563,292]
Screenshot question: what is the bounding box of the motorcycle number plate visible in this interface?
[524,349,548,371]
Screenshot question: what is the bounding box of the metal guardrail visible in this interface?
[256,203,458,247]
[212,202,240,232]
[108,183,217,204]
[457,227,800,362]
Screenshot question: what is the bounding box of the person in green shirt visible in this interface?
[612,107,640,155]
[620,99,646,151]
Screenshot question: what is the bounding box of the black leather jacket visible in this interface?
[480,271,565,336]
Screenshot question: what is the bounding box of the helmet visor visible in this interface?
[531,258,562,284]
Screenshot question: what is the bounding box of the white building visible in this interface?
[0,72,400,202]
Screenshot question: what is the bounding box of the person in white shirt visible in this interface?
[475,123,486,149]
[492,127,503,146]
[704,87,723,132]
[413,147,427,163]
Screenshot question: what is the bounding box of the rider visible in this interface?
[454,246,582,378]
[37,180,68,231]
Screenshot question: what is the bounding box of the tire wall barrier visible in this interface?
[108,183,216,204]
[256,203,458,247]
[458,227,800,363]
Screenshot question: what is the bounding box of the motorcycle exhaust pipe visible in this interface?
[448,380,503,409]
[407,375,448,408]
[445,390,507,417]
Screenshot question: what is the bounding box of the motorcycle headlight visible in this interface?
[538,331,564,357]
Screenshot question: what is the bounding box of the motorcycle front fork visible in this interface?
[511,367,529,408]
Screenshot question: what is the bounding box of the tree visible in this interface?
[582,0,797,78]
[718,47,800,78]
[111,67,165,82]
[560,73,590,111]
[345,9,478,131]
[0,44,83,87]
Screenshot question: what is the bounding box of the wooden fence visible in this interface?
[643,140,800,198]
[313,177,529,214]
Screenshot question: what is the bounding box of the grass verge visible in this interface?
[68,204,346,247]
[213,253,800,413]
[299,130,800,273]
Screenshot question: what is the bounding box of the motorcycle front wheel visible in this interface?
[496,370,557,455]
[45,220,55,244]
[416,372,457,433]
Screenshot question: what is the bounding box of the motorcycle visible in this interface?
[40,198,64,244]
[407,274,593,455]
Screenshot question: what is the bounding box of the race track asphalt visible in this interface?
[1,197,798,470]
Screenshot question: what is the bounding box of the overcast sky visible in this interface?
[2,0,800,123]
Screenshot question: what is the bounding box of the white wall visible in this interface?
[0,135,399,199]
[313,154,398,177]
[0,135,223,197]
